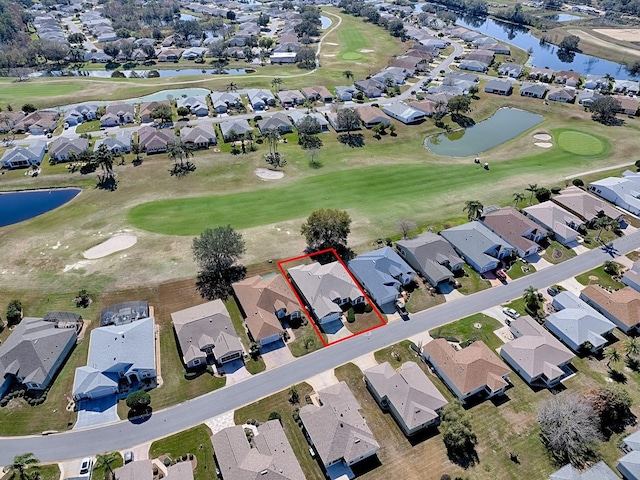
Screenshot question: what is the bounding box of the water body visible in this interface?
[456,16,635,79]
[553,13,582,22]
[31,68,246,79]
[320,16,332,29]
[179,13,198,21]
[0,188,81,227]
[425,108,544,157]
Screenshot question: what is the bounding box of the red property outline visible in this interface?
[277,248,386,347]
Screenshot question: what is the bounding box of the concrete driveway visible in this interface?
[219,359,250,385]
[74,397,119,429]
[260,340,295,370]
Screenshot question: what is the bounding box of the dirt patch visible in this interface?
[83,233,137,259]
[255,168,284,180]
[533,133,552,141]
[535,142,553,148]
[593,28,640,42]
[568,29,640,59]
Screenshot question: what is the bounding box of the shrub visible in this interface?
[572,178,584,187]
[551,187,561,194]
[268,412,282,421]
[163,457,172,467]
[535,187,552,203]
[126,390,151,412]
[346,308,356,323]
[6,299,22,326]
[364,304,373,313]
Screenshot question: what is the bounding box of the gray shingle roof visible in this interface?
[396,232,463,285]
[550,461,619,480]
[211,420,305,480]
[300,382,379,466]
[440,222,514,271]
[114,460,153,480]
[618,450,640,479]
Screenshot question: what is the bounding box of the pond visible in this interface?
[0,188,81,227]
[553,13,583,22]
[424,108,544,157]
[320,16,332,29]
[30,68,247,79]
[456,16,635,79]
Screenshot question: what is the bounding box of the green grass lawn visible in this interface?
[0,81,84,108]
[149,425,213,480]
[457,265,492,295]
[506,260,536,280]
[405,282,445,313]
[575,264,626,290]
[541,239,577,264]
[338,27,368,61]
[429,313,504,351]
[504,295,545,320]
[91,453,123,479]
[556,129,606,156]
[234,382,324,480]
[76,120,101,133]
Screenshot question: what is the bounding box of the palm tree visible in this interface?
[513,192,525,208]
[131,142,142,162]
[526,184,538,206]
[94,452,118,480]
[3,453,39,480]
[594,216,617,243]
[605,347,621,368]
[271,77,283,92]
[624,337,640,358]
[523,285,539,310]
[167,141,193,166]
[463,200,484,221]
[93,143,114,175]
[342,70,354,81]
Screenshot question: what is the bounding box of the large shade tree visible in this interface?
[300,208,352,258]
[193,226,246,300]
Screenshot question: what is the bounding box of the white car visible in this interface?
[502,307,520,319]
[79,458,93,477]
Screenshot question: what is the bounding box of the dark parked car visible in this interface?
[547,287,559,297]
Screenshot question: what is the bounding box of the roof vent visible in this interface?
[260,470,268,475]
[354,439,360,443]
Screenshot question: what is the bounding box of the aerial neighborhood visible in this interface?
[3,0,640,478]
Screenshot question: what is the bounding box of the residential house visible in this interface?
[498,63,523,78]
[100,103,135,127]
[219,119,253,142]
[49,137,89,162]
[301,86,333,103]
[584,74,608,90]
[407,99,447,117]
[277,90,305,108]
[257,113,293,134]
[0,142,46,169]
[114,460,193,480]
[550,462,619,480]
[484,79,513,96]
[356,106,391,128]
[326,111,360,132]
[354,78,385,98]
[138,126,175,153]
[209,91,242,113]
[232,274,301,347]
[578,90,603,107]
[459,60,488,72]
[171,300,243,368]
[481,207,545,258]
[589,171,640,215]
[85,51,113,63]
[181,46,207,60]
[546,291,615,353]
[99,301,149,327]
[529,67,554,82]
[64,104,98,126]
[440,222,515,274]
[523,202,583,246]
[211,421,305,480]
[157,48,183,62]
[547,87,576,103]
[139,101,170,123]
[382,102,426,124]
[500,316,574,388]
[13,110,59,135]
[391,56,428,73]
[618,430,640,480]
[334,86,356,102]
[554,70,581,87]
[613,95,639,115]
[481,41,510,55]
[520,82,548,99]
[396,232,464,289]
[552,186,623,225]
[0,110,25,133]
[177,96,209,117]
[0,313,80,398]
[465,49,494,66]
[372,68,408,86]
[93,131,131,155]
[300,382,379,473]
[72,316,157,401]
[270,51,297,64]
[614,79,640,95]
[246,89,276,110]
[364,361,448,436]
[180,125,217,149]
[623,259,640,293]
[288,261,365,325]
[580,285,640,334]
[348,247,416,311]
[288,110,329,132]
[423,339,510,402]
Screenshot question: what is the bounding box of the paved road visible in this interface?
[1,230,639,464]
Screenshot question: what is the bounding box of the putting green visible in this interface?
[341,52,363,60]
[338,27,368,62]
[557,130,605,155]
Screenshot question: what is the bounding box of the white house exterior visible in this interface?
[589,171,640,216]
[382,102,426,124]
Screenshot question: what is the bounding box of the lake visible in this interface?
[0,188,81,227]
[553,13,582,22]
[425,108,544,157]
[456,16,635,79]
[321,16,332,29]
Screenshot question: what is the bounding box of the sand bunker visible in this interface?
[360,49,374,53]
[83,234,137,259]
[593,28,640,42]
[535,142,554,148]
[255,168,284,180]
[533,133,552,141]
[325,42,338,45]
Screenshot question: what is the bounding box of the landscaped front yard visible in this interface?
[506,260,536,280]
[149,425,213,480]
[405,281,445,313]
[541,239,577,264]
[456,265,492,295]
[429,313,504,351]
[575,263,626,290]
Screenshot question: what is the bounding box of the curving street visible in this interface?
[1,230,639,464]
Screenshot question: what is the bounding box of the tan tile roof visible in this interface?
[233,274,300,342]
[356,106,391,125]
[424,339,509,397]
[482,207,542,253]
[553,186,622,222]
[581,285,640,329]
